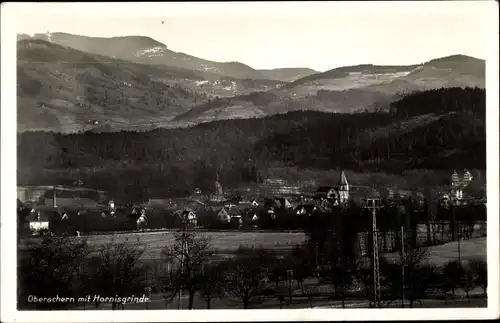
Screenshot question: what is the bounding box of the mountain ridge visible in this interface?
[16,32,485,132]
[19,32,317,81]
[175,54,485,124]
[17,38,290,132]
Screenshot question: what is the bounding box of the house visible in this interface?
[181,210,197,226]
[227,207,242,218]
[26,211,50,235]
[136,212,148,229]
[315,187,339,200]
[101,210,116,217]
[212,207,231,223]
[224,202,238,209]
[264,198,282,209]
[278,197,294,209]
[230,215,243,228]
[174,209,197,226]
[295,204,316,216]
[59,209,69,220]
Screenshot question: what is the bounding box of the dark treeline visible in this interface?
[18,87,485,199]
[390,87,485,118]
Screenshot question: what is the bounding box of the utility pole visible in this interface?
[53,185,57,208]
[400,225,406,308]
[457,220,462,266]
[287,269,294,302]
[178,219,187,310]
[364,194,383,308]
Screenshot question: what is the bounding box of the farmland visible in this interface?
[84,230,308,259]
[20,230,486,265]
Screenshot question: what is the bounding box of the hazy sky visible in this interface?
[9,1,495,71]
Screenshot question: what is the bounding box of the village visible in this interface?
[17,169,486,238]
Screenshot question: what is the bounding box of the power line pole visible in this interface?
[400,224,406,308]
[364,195,383,308]
[178,219,187,310]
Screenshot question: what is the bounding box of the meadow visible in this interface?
[81,230,309,260]
[24,228,485,265]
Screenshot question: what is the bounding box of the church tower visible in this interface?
[215,172,223,196]
[210,171,226,203]
[338,170,350,204]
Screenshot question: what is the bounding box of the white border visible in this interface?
[1,1,499,322]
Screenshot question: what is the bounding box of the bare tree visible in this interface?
[222,247,275,309]
[469,259,487,297]
[197,262,225,309]
[18,236,90,309]
[303,285,319,308]
[354,264,375,308]
[285,244,315,295]
[440,260,464,302]
[88,241,148,310]
[319,239,354,309]
[460,265,475,303]
[161,229,213,309]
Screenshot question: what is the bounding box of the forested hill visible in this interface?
[17,87,485,199]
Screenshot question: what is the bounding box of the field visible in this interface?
[384,237,487,266]
[29,229,486,265]
[81,230,309,260]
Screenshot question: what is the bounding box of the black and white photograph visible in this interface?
[1,1,499,322]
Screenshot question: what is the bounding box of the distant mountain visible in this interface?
[17,39,284,132]
[258,68,318,82]
[175,55,485,124]
[23,32,286,81]
[16,32,486,132]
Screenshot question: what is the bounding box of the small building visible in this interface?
[181,210,197,226]
[212,207,231,223]
[59,210,69,220]
[136,213,148,229]
[175,209,197,226]
[296,204,316,216]
[26,211,50,235]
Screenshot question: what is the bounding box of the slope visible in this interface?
[258,68,318,82]
[17,39,214,132]
[17,39,285,132]
[175,55,485,124]
[26,32,271,80]
[17,88,485,200]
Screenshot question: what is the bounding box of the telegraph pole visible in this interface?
[457,220,462,266]
[364,194,383,308]
[400,225,406,308]
[178,218,187,310]
[287,269,294,302]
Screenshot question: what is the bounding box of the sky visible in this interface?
[8,1,496,71]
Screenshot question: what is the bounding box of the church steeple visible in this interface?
[210,170,226,203]
[338,170,350,204]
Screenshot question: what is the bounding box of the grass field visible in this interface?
[384,237,487,266]
[52,230,487,265]
[81,230,309,260]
